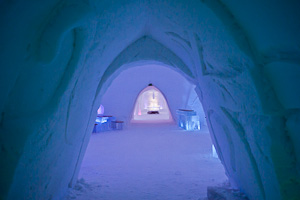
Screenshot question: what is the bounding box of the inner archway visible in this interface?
[73,63,226,199]
[131,84,173,123]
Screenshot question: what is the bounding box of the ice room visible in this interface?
[0,0,300,200]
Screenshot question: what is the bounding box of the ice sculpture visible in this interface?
[97,105,105,115]
[176,109,200,131]
[212,145,218,158]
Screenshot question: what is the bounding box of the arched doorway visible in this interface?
[75,64,226,199]
[131,84,173,123]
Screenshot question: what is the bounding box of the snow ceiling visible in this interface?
[0,0,299,199]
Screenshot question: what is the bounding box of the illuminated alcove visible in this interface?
[131,84,173,122]
[131,84,172,122]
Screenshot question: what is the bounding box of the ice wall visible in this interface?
[0,0,299,199]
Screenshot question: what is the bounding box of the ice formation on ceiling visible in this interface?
[0,0,299,199]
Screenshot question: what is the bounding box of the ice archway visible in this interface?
[0,0,300,200]
[100,63,206,126]
[132,85,172,122]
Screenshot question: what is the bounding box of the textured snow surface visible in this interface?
[65,124,227,200]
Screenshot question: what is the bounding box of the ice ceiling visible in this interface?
[0,0,300,199]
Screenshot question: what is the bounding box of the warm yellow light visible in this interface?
[147,90,160,111]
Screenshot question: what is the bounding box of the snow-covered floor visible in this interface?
[66,124,227,200]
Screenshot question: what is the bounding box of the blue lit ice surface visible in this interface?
[93,115,116,132]
[176,109,200,131]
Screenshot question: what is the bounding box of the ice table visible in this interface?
[176,109,200,131]
[93,115,116,133]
